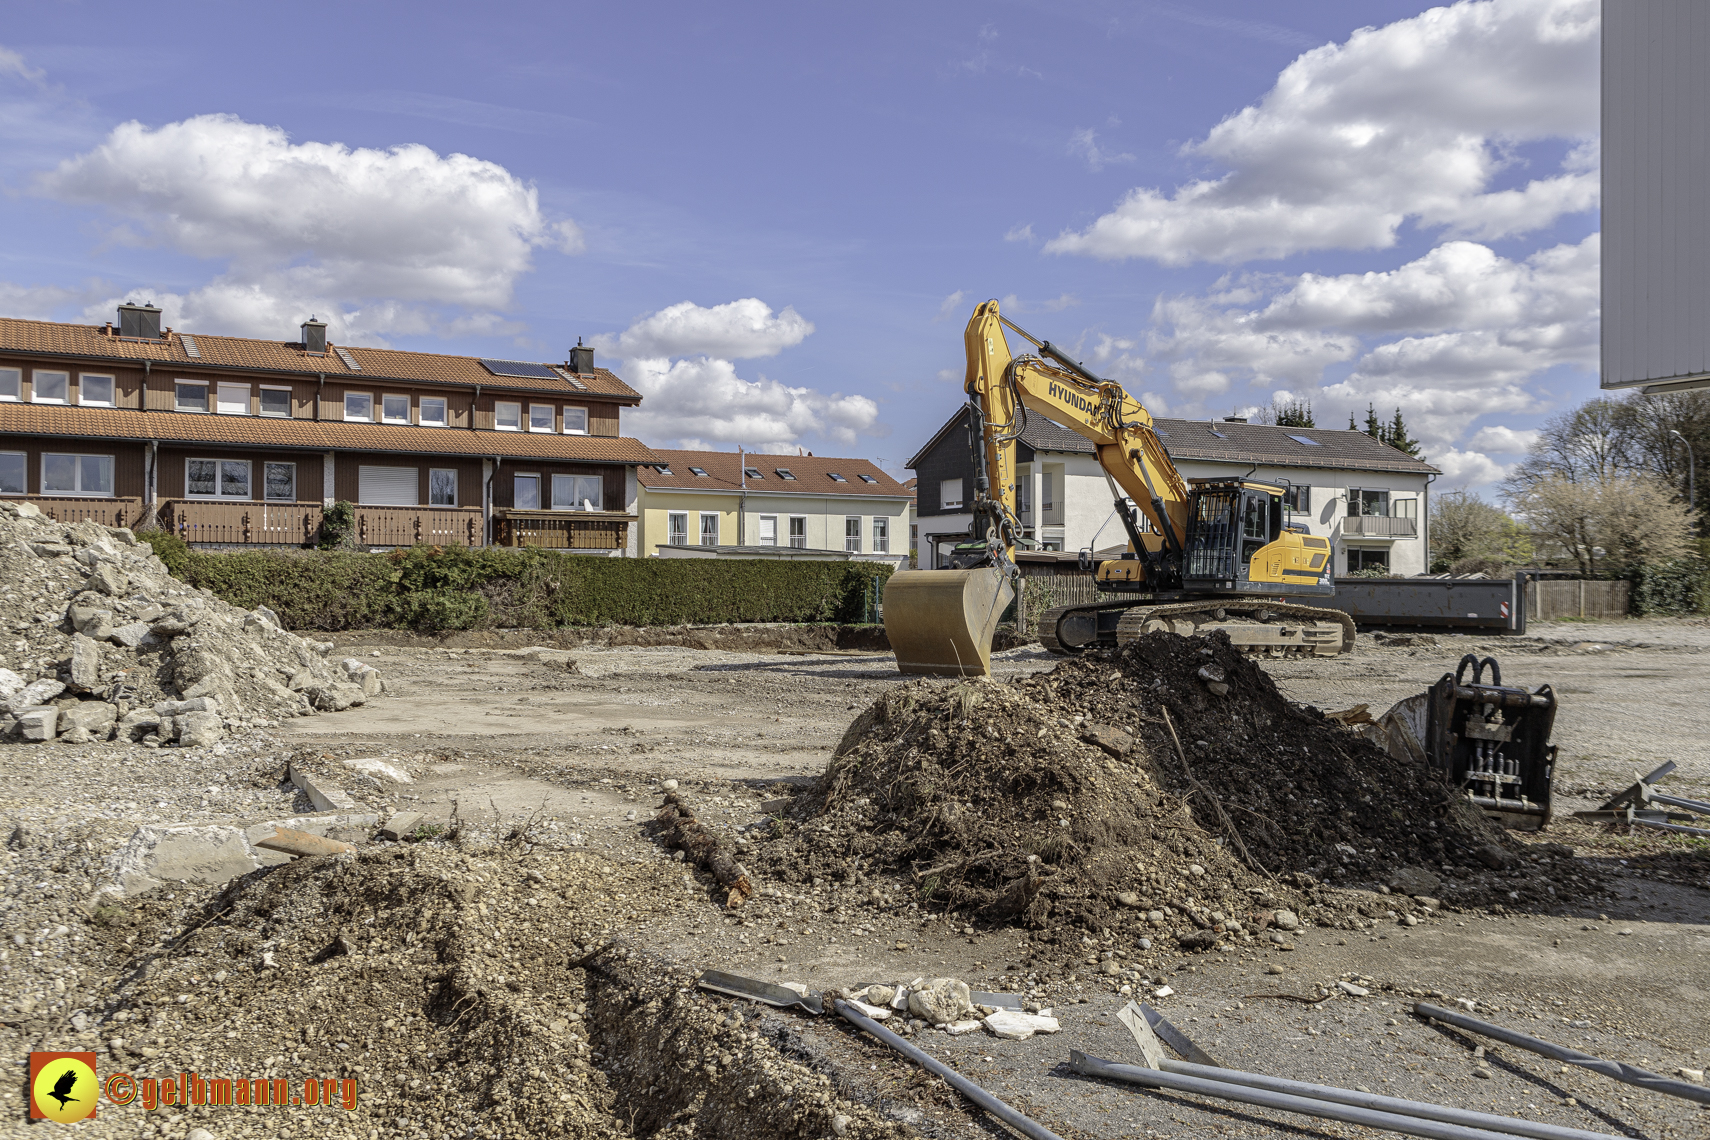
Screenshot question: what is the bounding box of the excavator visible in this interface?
[885,299,1355,677]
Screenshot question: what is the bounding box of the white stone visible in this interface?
[17,706,58,741]
[0,669,23,699]
[1337,981,1369,997]
[1273,909,1300,931]
[981,1011,1061,1041]
[108,622,153,649]
[847,999,891,1020]
[1153,985,1174,998]
[908,977,972,1025]
[944,1020,983,1035]
[173,711,224,748]
[343,757,412,784]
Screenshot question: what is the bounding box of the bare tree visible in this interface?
[1429,491,1532,571]
[1510,474,1692,577]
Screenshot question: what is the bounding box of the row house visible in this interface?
[0,304,660,552]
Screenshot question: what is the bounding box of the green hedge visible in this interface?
[177,546,893,632]
[1633,557,1710,616]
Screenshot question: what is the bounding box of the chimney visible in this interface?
[117,301,162,340]
[1223,416,1248,423]
[301,316,328,354]
[569,337,595,374]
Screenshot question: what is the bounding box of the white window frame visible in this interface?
[186,457,253,500]
[699,512,720,547]
[0,450,25,495]
[789,516,807,548]
[259,385,293,418]
[529,403,556,433]
[844,515,862,553]
[667,511,689,546]
[562,405,589,435]
[216,381,250,416]
[78,373,115,407]
[0,367,19,401]
[495,401,523,431]
[174,380,209,413]
[41,453,114,497]
[33,370,69,404]
[263,461,297,502]
[551,474,602,511]
[940,478,963,509]
[419,396,448,427]
[428,468,458,507]
[758,514,778,546]
[381,393,412,424]
[513,472,541,509]
[343,391,374,422]
[872,516,889,553]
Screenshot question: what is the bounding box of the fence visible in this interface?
[163,500,323,545]
[1530,578,1629,621]
[23,496,148,529]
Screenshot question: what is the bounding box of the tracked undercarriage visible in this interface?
[1038,598,1356,658]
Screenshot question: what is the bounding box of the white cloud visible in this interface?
[29,113,581,341]
[621,356,879,451]
[1046,0,1599,264]
[934,290,967,322]
[591,298,811,360]
[1431,448,1512,486]
[1468,424,1541,453]
[1004,223,1035,243]
[1068,128,1135,173]
[0,44,45,86]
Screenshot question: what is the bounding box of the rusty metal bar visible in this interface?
[254,827,355,858]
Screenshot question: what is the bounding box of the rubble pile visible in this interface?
[0,502,384,746]
[754,631,1592,943]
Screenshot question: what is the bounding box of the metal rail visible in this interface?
[1414,1003,1710,1105]
[833,1000,1064,1140]
[1647,790,1710,816]
[1632,817,1710,838]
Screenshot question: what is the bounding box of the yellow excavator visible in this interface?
[885,299,1355,677]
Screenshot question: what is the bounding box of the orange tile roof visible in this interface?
[0,317,641,402]
[638,449,911,497]
[0,404,661,464]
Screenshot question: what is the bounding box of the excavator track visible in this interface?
[1040,599,1355,658]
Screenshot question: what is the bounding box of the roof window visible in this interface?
[689,466,709,477]
[858,473,878,483]
[1208,428,1226,439]
[775,467,795,480]
[744,467,763,479]
[828,472,847,483]
[654,464,673,475]
[1287,434,1322,447]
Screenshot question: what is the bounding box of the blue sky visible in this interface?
[0,0,1600,492]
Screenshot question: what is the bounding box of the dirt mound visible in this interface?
[0,503,382,746]
[752,631,1570,942]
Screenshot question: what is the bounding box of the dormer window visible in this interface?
[744,467,763,479]
[689,466,709,477]
[827,472,847,483]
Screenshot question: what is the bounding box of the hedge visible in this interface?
[176,546,893,632]
[1632,556,1710,616]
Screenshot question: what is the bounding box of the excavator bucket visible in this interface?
[883,567,1015,677]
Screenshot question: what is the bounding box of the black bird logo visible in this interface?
[46,1066,80,1110]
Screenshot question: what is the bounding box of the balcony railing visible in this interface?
[356,506,485,548]
[21,496,148,530]
[494,509,632,550]
[162,500,324,545]
[1343,514,1418,538]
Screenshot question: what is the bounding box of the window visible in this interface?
[668,512,689,545]
[758,515,778,545]
[845,516,862,552]
[495,401,522,431]
[828,472,847,483]
[429,468,457,506]
[33,370,68,403]
[529,403,555,432]
[653,463,674,475]
[0,451,23,494]
[1348,547,1390,574]
[789,516,807,548]
[216,382,248,415]
[513,473,540,509]
[551,474,602,510]
[940,478,963,509]
[744,466,763,480]
[344,391,373,422]
[1241,494,1269,540]
[43,453,113,496]
[1287,433,1322,447]
[79,374,115,406]
[174,381,209,413]
[872,516,889,553]
[419,397,448,427]
[187,458,251,499]
[1393,497,1418,519]
[260,387,292,417]
[775,467,795,480]
[688,466,709,477]
[382,394,411,424]
[358,465,419,506]
[264,462,296,501]
[699,512,719,546]
[0,368,18,400]
[859,473,877,484]
[1349,488,1390,517]
[563,406,588,435]
[1283,485,1310,512]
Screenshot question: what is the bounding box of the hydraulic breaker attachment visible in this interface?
[1424,655,1558,830]
[883,566,1015,677]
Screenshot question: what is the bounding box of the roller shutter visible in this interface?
[358,465,419,506]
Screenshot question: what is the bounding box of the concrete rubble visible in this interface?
[0,502,384,746]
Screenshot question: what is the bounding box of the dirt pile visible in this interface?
[81,842,904,1139]
[0,502,383,746]
[753,631,1588,942]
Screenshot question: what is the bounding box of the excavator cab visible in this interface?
[1182,481,1288,588]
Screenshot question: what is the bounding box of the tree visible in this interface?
[1385,407,1422,457]
[1429,491,1532,571]
[1504,398,1636,492]
[1509,474,1692,577]
[1259,399,1314,427]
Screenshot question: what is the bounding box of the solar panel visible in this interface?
[335,347,361,371]
[552,366,589,391]
[179,334,201,359]
[480,358,560,380]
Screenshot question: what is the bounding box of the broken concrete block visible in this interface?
[116,709,161,742]
[981,1011,1061,1041]
[4,679,65,715]
[380,811,425,841]
[68,604,114,638]
[344,757,411,784]
[0,668,22,699]
[357,667,384,697]
[68,633,102,690]
[59,701,118,738]
[307,683,366,712]
[173,711,224,748]
[289,763,359,812]
[846,999,891,1020]
[285,667,313,691]
[154,696,220,716]
[103,824,260,897]
[83,563,128,596]
[30,542,73,557]
[944,1020,982,1035]
[108,622,154,649]
[8,500,41,518]
[17,707,58,741]
[907,978,972,1026]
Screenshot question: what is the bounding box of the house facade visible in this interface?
[907,408,1440,575]
[636,449,912,568]
[0,305,659,553]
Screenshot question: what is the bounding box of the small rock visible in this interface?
[847,999,891,1020]
[1153,985,1174,998]
[69,633,103,689]
[1337,981,1369,997]
[1473,1068,1492,1080]
[662,779,679,792]
[58,701,118,739]
[1454,998,1477,1012]
[0,669,22,699]
[17,706,58,742]
[831,1115,851,1137]
[1401,913,1419,927]
[380,812,425,841]
[1475,844,1511,870]
[1273,909,1300,931]
[343,757,412,784]
[1265,964,1285,975]
[1098,960,1121,976]
[186,1130,216,1140]
[83,563,128,596]
[173,711,224,748]
[981,1011,1060,1041]
[944,1019,982,1035]
[1676,1067,1704,1083]
[860,985,896,1007]
[908,977,972,1026]
[108,622,154,649]
[1116,891,1142,908]
[1616,929,1633,937]
[1136,937,1152,950]
[1188,864,1205,877]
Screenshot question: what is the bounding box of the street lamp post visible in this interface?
[1670,429,1695,516]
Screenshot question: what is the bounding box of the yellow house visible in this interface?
[636,449,912,568]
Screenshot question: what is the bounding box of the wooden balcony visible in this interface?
[20,496,149,529]
[356,506,485,548]
[161,500,325,545]
[494,509,632,551]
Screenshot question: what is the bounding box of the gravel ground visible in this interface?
[2,619,1706,1139]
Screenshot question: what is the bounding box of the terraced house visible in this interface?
[0,304,661,553]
